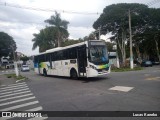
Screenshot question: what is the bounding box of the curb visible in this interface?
[16,78,26,83]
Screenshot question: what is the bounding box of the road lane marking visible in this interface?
[0,96,36,106]
[109,86,134,92]
[146,77,160,80]
[0,86,28,92]
[0,90,31,98]
[0,93,33,102]
[0,88,29,95]
[0,101,39,111]
[26,106,43,111]
[0,83,27,90]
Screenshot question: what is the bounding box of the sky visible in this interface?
[0,0,159,56]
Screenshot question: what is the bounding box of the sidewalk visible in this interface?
[0,74,17,86]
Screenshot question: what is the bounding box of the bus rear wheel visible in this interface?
[70,69,78,80]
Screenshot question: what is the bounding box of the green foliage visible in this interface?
[32,27,61,52]
[106,42,115,52]
[0,32,16,58]
[6,74,26,80]
[45,11,69,47]
[32,11,69,52]
[20,56,29,62]
[62,39,83,47]
[93,3,160,61]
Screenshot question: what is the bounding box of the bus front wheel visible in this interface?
[70,69,78,80]
[43,69,47,77]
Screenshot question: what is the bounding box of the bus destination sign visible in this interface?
[90,41,105,46]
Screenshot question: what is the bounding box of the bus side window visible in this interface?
[39,55,45,62]
[51,53,55,61]
[63,50,68,60]
[69,47,77,59]
[46,54,50,61]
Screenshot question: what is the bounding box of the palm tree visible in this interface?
[32,27,57,52]
[44,11,69,47]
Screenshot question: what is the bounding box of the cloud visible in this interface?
[0,0,159,56]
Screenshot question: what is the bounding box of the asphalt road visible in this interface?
[0,66,160,120]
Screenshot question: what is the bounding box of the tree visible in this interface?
[45,11,69,47]
[0,32,16,58]
[93,3,160,65]
[62,39,83,47]
[32,26,68,52]
[20,56,29,64]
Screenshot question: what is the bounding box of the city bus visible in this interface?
[33,40,110,79]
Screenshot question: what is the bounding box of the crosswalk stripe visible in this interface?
[0,88,29,95]
[0,82,26,88]
[0,117,10,120]
[26,106,43,111]
[0,90,31,98]
[0,101,39,111]
[0,86,28,92]
[0,83,27,90]
[7,82,26,86]
[0,96,36,106]
[0,93,33,102]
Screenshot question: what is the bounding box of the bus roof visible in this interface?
[33,40,102,56]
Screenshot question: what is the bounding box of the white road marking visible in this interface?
[26,106,43,111]
[0,82,26,88]
[0,93,33,102]
[7,82,26,86]
[0,88,29,95]
[0,96,36,106]
[109,86,134,92]
[0,101,39,111]
[144,74,150,76]
[0,117,10,120]
[0,83,27,90]
[0,86,28,92]
[0,90,31,98]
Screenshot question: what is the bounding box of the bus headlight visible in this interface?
[89,65,96,70]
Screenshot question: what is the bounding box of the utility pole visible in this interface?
[11,46,19,76]
[98,26,101,40]
[129,9,134,69]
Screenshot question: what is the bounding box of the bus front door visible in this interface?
[77,47,87,77]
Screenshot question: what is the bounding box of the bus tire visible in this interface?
[70,69,78,80]
[43,69,47,77]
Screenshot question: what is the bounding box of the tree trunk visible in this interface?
[154,36,160,62]
[57,30,61,47]
[135,44,141,64]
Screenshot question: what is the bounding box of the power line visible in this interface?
[146,0,160,7]
[0,2,101,15]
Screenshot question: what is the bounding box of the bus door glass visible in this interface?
[77,46,87,76]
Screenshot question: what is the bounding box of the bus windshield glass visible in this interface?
[89,45,108,65]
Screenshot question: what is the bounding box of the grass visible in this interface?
[6,74,26,80]
[111,66,143,72]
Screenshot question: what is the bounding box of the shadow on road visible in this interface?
[45,75,110,83]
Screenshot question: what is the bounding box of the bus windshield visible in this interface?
[89,45,108,65]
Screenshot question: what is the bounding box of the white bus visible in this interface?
[33,40,110,79]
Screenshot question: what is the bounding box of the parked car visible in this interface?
[152,61,160,65]
[21,65,30,71]
[141,60,152,67]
